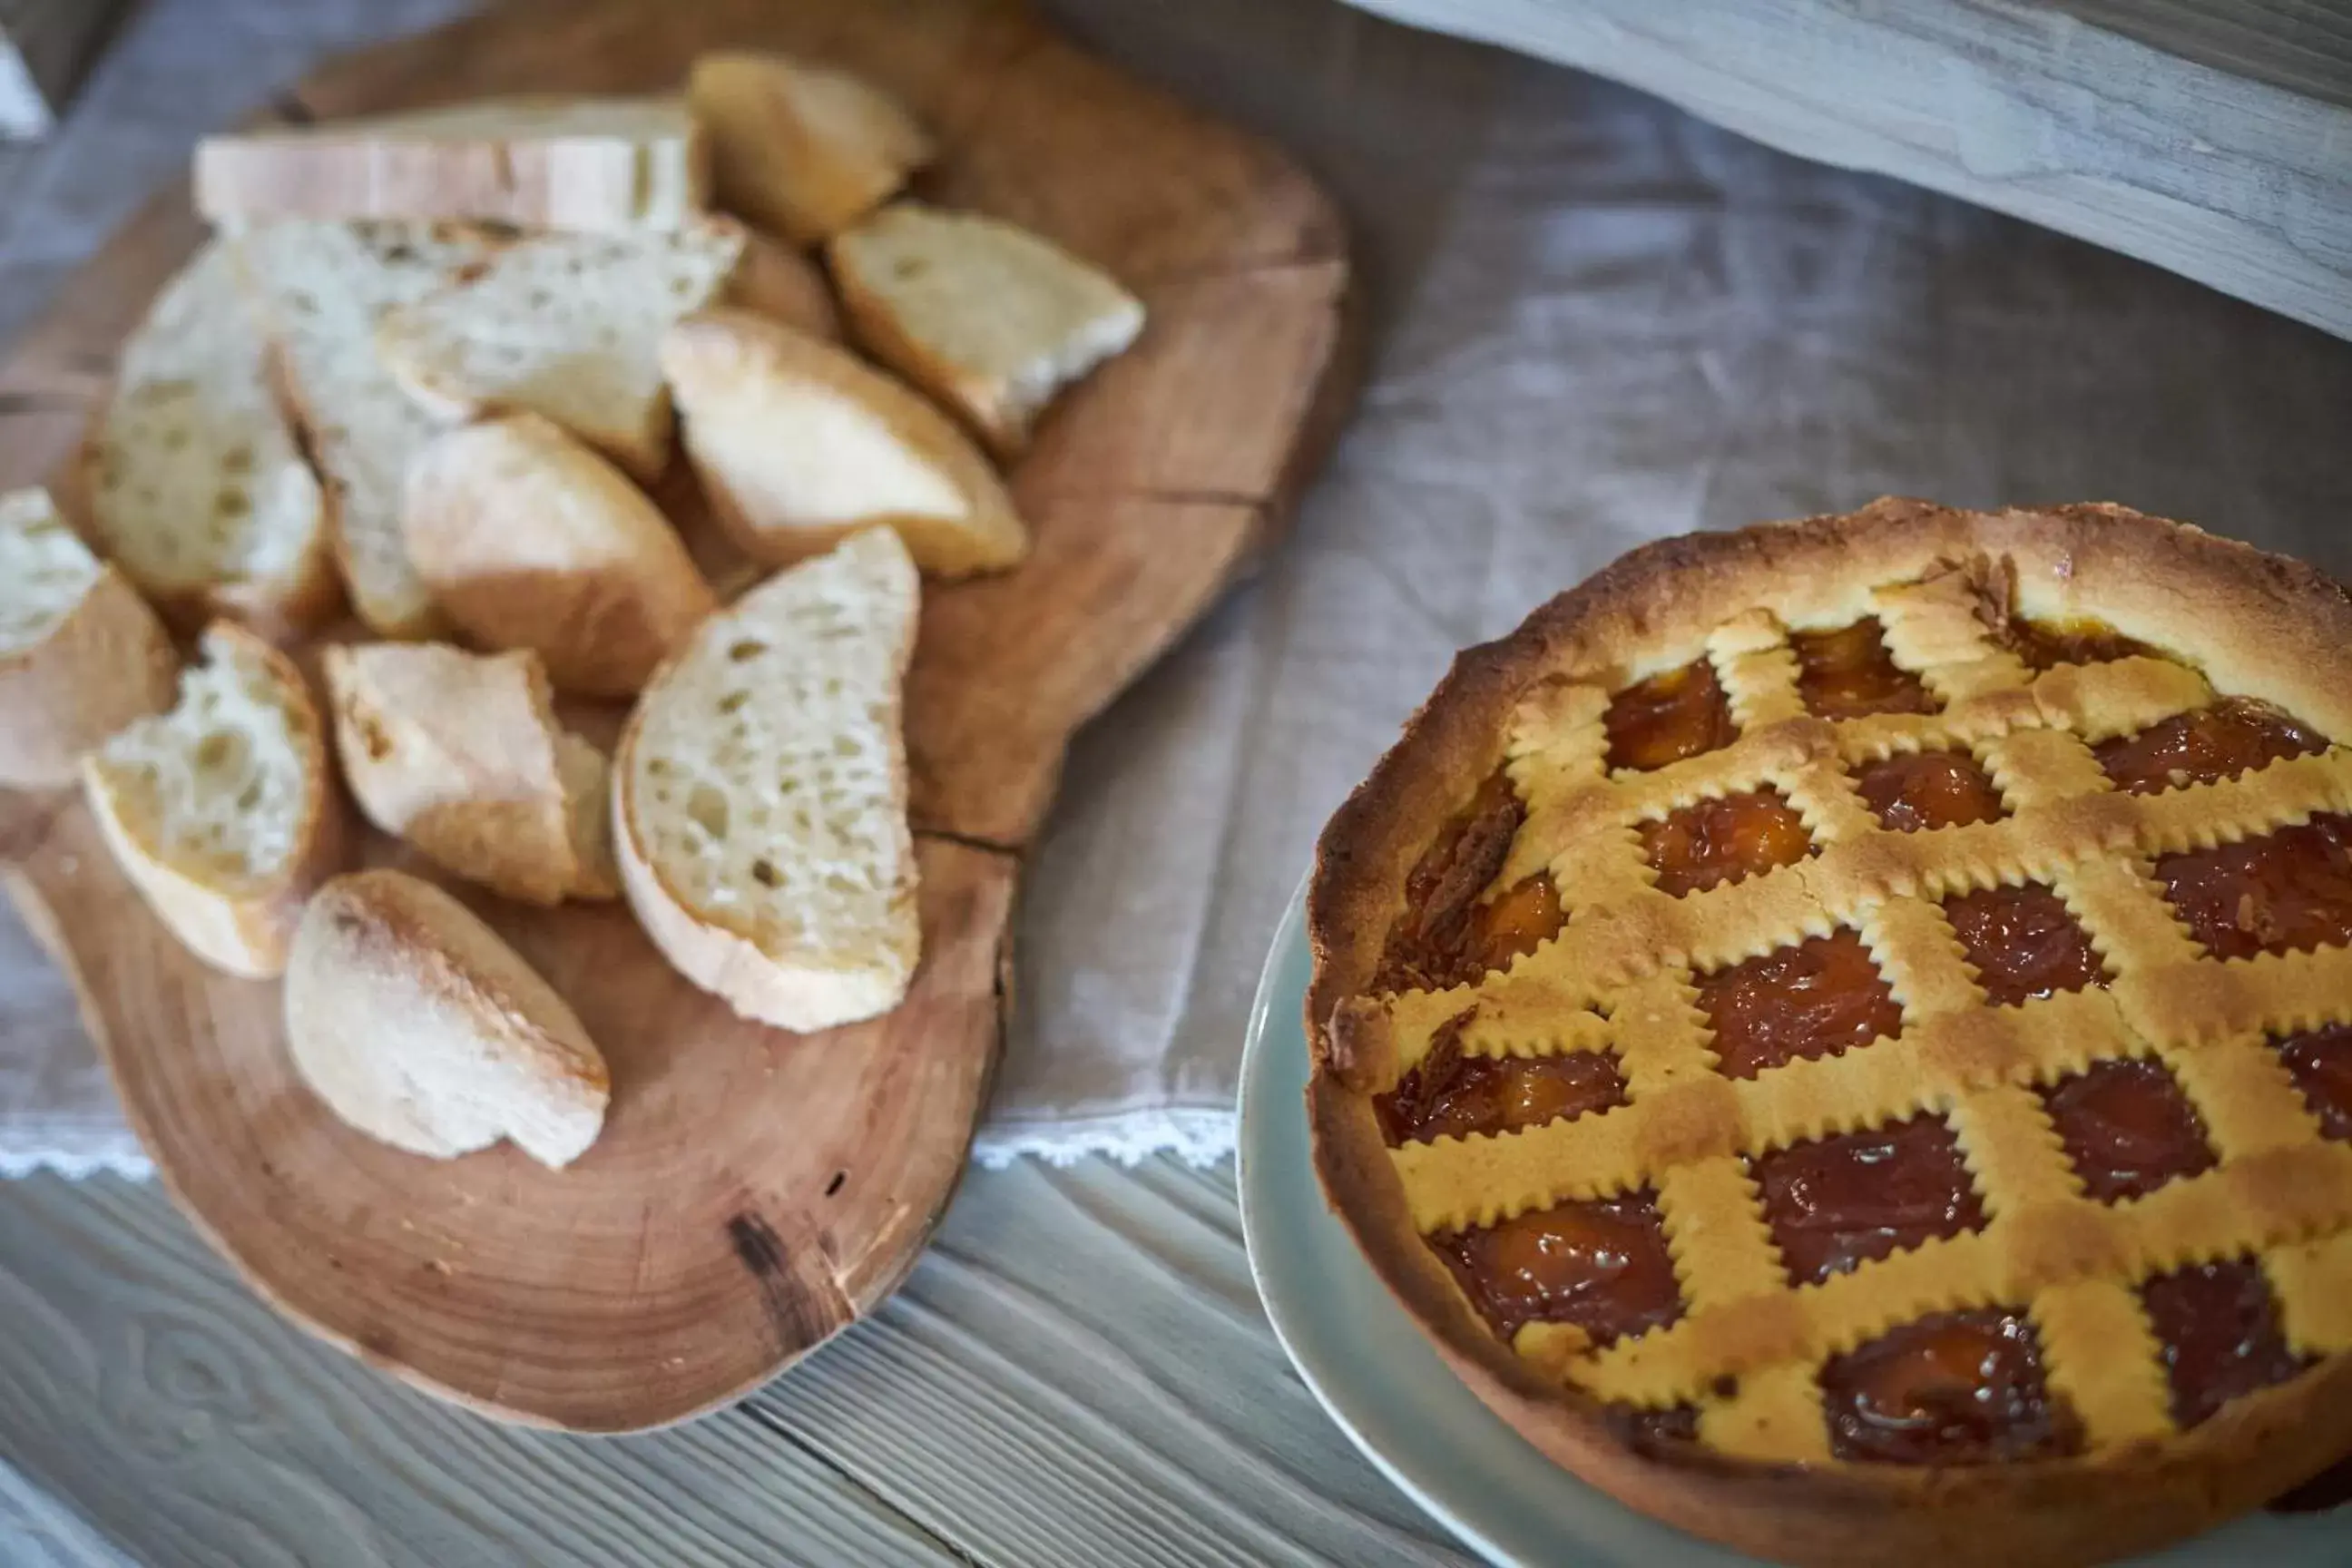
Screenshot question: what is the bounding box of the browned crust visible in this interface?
[1304,497,2352,1568]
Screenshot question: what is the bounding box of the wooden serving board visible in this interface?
[0,0,1353,1431]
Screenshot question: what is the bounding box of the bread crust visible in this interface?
[0,562,179,789]
[285,867,609,1168]
[324,642,615,906]
[82,622,348,979]
[1305,497,2352,1568]
[403,412,717,697]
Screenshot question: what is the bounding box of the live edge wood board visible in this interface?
[0,0,1355,1431]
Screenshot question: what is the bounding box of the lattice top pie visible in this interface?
[1306,500,2352,1568]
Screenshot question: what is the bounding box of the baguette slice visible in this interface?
[661,307,1027,577]
[83,622,345,978]
[688,53,931,246]
[197,97,708,233]
[728,228,842,342]
[375,220,749,483]
[235,220,505,639]
[83,240,338,637]
[829,203,1145,456]
[0,488,178,787]
[285,868,610,1168]
[617,527,921,1032]
[405,413,716,696]
[325,642,618,906]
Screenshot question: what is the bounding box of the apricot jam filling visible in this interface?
[1374,769,1566,994]
[1820,1309,2076,1465]
[1434,1191,1681,1342]
[2155,812,2352,963]
[1792,619,1938,720]
[1604,658,1738,772]
[1854,748,2004,834]
[1377,1014,1625,1146]
[1639,788,1814,897]
[2141,1260,2309,1428]
[1697,928,1903,1080]
[2096,696,2326,797]
[1941,885,2109,1006]
[2041,1059,2215,1202]
[2003,617,2151,671]
[1752,1115,1984,1287]
[2277,1024,2352,1141]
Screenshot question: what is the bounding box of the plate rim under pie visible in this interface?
[1302,497,2352,1568]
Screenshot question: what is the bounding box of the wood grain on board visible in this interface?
[0,0,1353,1429]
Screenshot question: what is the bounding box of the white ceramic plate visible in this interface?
[1235,876,2352,1567]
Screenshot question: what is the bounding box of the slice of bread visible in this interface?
[197,96,708,233]
[616,527,921,1032]
[285,868,610,1168]
[728,228,841,342]
[83,622,345,978]
[324,642,617,906]
[404,412,716,697]
[83,240,338,637]
[828,203,1145,456]
[688,53,931,246]
[0,487,178,787]
[661,307,1027,577]
[234,220,504,639]
[375,220,749,483]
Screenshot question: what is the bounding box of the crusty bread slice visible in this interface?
[688,53,931,246]
[828,203,1144,456]
[375,220,748,483]
[0,488,178,787]
[661,307,1027,577]
[82,240,338,638]
[728,228,841,342]
[616,527,921,1032]
[82,622,345,978]
[324,642,617,906]
[197,97,707,233]
[234,220,504,639]
[404,413,716,696]
[285,868,610,1168]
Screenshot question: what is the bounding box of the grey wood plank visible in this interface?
[2045,0,2352,112]
[759,1159,1471,1568]
[0,1161,1469,1568]
[0,1176,966,1568]
[1343,0,2352,343]
[0,1458,132,1568]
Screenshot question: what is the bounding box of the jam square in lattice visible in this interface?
[1750,1113,1985,1286]
[2040,1058,2216,1201]
[1376,1015,1625,1146]
[1605,658,1738,772]
[1818,1308,2076,1465]
[2273,1024,2352,1141]
[2095,697,2326,797]
[2141,1259,2309,1428]
[1638,787,1813,897]
[1941,883,2109,1006]
[1433,1191,1681,1343]
[2155,813,2352,963]
[1696,927,1902,1080]
[1791,619,1940,720]
[1851,748,2005,834]
[1999,616,2149,671]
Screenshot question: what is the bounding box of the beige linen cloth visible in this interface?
[2,0,2347,1173]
